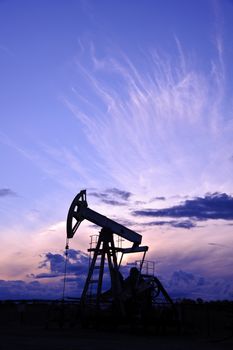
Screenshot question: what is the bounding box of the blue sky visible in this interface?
[0,0,233,300]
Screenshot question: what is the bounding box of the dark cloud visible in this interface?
[150,196,166,201]
[36,249,89,279]
[41,253,64,273]
[170,220,196,229]
[133,193,233,221]
[114,218,135,227]
[89,192,108,199]
[142,219,196,229]
[21,249,90,298]
[164,270,233,300]
[37,249,115,292]
[107,188,132,200]
[134,200,147,205]
[89,188,132,205]
[2,268,232,300]
[0,188,17,197]
[170,270,195,285]
[1,253,233,300]
[0,279,62,299]
[208,242,227,248]
[29,273,62,279]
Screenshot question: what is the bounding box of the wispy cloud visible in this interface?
[0,132,98,191]
[64,39,233,198]
[2,37,232,199]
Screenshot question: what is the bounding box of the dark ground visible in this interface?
[0,301,232,350]
[0,325,232,350]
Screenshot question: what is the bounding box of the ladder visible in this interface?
[81,228,123,310]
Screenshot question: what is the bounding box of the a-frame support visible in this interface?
[81,228,124,311]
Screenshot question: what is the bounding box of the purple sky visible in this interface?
[0,0,233,300]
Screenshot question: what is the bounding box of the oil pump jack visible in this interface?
[66,190,174,322]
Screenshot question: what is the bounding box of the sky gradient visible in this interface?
[0,0,233,300]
